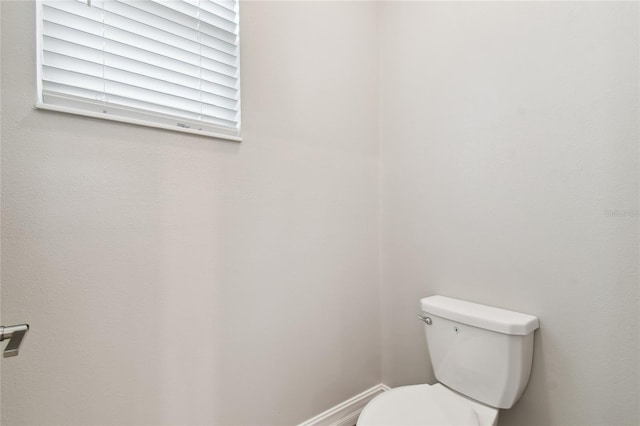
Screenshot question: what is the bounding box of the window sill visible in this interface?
[35,102,242,143]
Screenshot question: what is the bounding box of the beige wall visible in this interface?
[1,2,380,425]
[379,2,639,426]
[2,1,639,425]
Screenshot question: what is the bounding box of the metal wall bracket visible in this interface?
[0,324,29,358]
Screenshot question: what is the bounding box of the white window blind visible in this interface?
[36,0,241,140]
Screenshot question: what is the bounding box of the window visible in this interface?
[36,0,241,141]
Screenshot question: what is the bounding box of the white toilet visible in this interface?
[358,295,539,426]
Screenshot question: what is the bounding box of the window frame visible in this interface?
[34,0,242,142]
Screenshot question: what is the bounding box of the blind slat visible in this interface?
[101,5,238,65]
[104,1,237,46]
[44,49,238,103]
[103,26,238,77]
[43,63,238,118]
[135,0,238,35]
[44,28,239,88]
[43,7,240,78]
[205,1,238,21]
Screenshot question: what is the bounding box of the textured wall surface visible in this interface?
[379,2,639,426]
[1,2,380,425]
[2,1,639,425]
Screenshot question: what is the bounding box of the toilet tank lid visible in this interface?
[420,295,539,335]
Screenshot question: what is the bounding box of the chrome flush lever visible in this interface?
[418,315,432,325]
[0,324,29,358]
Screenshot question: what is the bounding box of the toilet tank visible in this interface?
[421,296,539,409]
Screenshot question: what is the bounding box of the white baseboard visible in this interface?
[297,384,390,426]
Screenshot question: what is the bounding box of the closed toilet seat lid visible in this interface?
[358,384,480,426]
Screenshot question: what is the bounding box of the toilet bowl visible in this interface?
[358,384,498,426]
[357,295,539,426]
